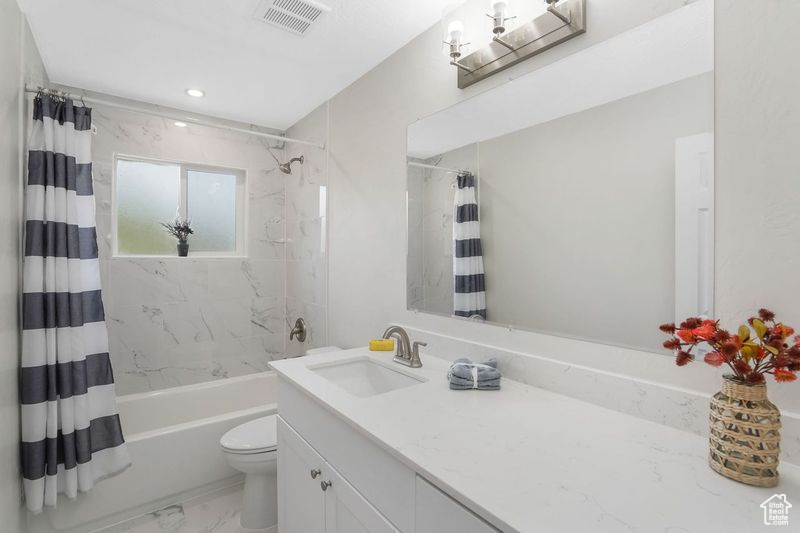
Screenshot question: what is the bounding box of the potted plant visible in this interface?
[660,309,799,487]
[161,217,194,257]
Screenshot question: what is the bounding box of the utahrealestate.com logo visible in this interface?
[761,494,792,526]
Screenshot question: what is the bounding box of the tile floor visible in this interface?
[100,484,246,533]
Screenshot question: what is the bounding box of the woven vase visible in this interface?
[708,375,781,487]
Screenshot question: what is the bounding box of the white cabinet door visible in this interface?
[323,462,400,533]
[415,476,500,533]
[278,416,326,533]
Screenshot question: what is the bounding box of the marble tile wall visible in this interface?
[285,104,329,356]
[407,144,478,317]
[91,106,291,394]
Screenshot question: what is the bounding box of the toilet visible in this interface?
[221,347,340,531]
[220,415,278,532]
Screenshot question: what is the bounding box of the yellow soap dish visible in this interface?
[369,338,395,351]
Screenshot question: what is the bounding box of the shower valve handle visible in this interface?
[290,317,307,342]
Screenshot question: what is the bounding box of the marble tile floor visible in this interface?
[99,483,247,533]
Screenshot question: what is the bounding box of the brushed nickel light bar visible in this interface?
[447,0,586,89]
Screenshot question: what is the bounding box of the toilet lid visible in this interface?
[220,415,278,454]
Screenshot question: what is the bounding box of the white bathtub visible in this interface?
[28,372,277,533]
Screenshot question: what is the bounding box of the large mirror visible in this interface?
[407,0,713,352]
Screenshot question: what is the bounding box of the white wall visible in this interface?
[715,0,800,330]
[0,1,47,529]
[313,0,800,411]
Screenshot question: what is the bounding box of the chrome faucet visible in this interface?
[381,326,426,368]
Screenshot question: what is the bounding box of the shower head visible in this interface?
[279,156,304,175]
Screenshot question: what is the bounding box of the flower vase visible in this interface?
[177,240,189,257]
[708,375,781,487]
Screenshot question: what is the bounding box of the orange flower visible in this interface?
[692,321,716,340]
[774,369,797,383]
[773,324,795,339]
[676,329,696,343]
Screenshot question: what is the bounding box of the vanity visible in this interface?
[270,347,800,533]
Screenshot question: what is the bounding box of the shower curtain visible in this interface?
[453,172,486,319]
[21,93,130,513]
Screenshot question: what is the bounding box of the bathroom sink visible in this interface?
[310,357,426,398]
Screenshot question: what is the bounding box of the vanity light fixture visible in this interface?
[445,20,473,73]
[447,0,586,88]
[185,88,205,98]
[487,1,516,50]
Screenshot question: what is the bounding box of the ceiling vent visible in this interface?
[254,0,331,36]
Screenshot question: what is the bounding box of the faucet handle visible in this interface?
[410,341,426,368]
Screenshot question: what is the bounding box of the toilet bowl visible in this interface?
[220,415,278,532]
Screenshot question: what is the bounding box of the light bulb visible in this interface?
[185,88,205,98]
[490,1,508,18]
[447,20,464,42]
[174,121,187,128]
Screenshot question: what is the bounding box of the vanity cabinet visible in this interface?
[278,416,399,533]
[415,476,500,533]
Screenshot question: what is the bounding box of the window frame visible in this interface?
[112,153,248,258]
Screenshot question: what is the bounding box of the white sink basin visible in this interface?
[310,357,426,398]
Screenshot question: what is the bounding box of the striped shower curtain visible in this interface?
[453,172,486,319]
[21,93,130,513]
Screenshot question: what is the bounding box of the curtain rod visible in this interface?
[24,85,325,149]
[407,161,465,174]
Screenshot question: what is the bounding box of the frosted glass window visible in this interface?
[116,159,180,255]
[115,157,244,256]
[187,170,237,252]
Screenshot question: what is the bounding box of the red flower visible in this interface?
[659,323,677,334]
[774,369,797,382]
[733,360,752,375]
[758,308,776,322]
[703,352,725,367]
[772,355,792,368]
[711,329,731,343]
[680,317,703,329]
[676,329,696,343]
[720,342,738,357]
[675,351,693,366]
[746,372,766,384]
[662,338,682,350]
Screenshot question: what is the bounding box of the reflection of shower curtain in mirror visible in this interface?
[453,173,486,319]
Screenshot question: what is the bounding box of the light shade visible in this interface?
[447,20,464,40]
[185,88,205,98]
[490,1,508,15]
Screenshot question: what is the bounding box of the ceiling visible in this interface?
[17,0,463,130]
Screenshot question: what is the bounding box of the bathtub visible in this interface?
[27,372,277,533]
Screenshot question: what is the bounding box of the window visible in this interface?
[114,156,245,256]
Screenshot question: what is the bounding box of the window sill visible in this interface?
[110,255,249,260]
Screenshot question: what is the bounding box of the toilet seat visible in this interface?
[220,415,278,455]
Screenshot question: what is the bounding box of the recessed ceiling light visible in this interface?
[174,121,188,128]
[185,88,205,98]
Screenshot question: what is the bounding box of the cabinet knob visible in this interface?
[320,480,333,491]
[310,468,321,479]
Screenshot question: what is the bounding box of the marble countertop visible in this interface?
[270,348,800,532]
